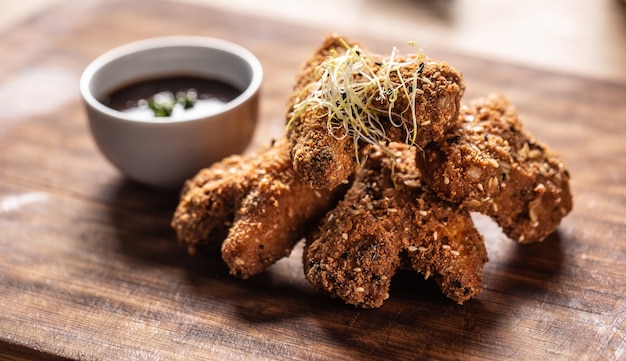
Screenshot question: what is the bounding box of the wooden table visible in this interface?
[1,0,624,360]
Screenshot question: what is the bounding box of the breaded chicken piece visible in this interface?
[171,137,343,278]
[417,94,573,243]
[286,34,465,190]
[304,144,488,308]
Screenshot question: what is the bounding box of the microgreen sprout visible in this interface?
[288,39,430,163]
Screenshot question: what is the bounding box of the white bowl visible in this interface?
[80,36,262,190]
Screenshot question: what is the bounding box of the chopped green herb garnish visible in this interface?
[148,89,198,117]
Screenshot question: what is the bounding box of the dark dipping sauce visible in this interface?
[101,76,242,119]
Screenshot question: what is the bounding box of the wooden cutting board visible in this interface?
[0,0,624,360]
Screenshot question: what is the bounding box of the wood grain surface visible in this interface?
[0,0,625,360]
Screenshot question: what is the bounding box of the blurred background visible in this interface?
[2,0,625,82]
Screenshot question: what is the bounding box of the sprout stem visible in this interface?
[288,40,428,165]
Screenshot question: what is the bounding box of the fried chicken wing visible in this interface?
[171,33,573,310]
[417,94,573,243]
[287,34,465,190]
[304,143,488,308]
[171,137,343,278]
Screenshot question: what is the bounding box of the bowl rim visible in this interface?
[79,35,263,124]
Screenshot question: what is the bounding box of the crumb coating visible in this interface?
[286,34,465,190]
[304,143,487,308]
[171,137,343,278]
[417,94,573,243]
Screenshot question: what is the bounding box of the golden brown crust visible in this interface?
[399,193,487,303]
[171,137,343,278]
[286,34,465,190]
[286,34,359,191]
[172,35,573,309]
[417,94,573,243]
[304,143,488,308]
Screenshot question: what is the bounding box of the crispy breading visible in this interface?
[304,143,488,308]
[171,137,343,278]
[171,33,573,310]
[286,34,465,190]
[417,94,573,243]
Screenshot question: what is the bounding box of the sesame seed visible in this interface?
[528,198,541,223]
[419,210,428,216]
[342,233,349,240]
[380,275,388,280]
[451,250,460,256]
[477,183,484,191]
[424,270,431,280]
[463,199,482,208]
[418,246,428,252]
[443,176,450,185]
[314,191,322,198]
[442,244,451,250]
[408,246,418,252]
[355,287,365,293]
[488,176,499,193]
[384,292,390,300]
[487,158,500,168]
[404,180,420,188]
[433,231,438,240]
[518,143,529,160]
[234,258,245,266]
[528,149,542,160]
[353,267,362,272]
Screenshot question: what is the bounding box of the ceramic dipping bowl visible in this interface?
[80,36,262,190]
